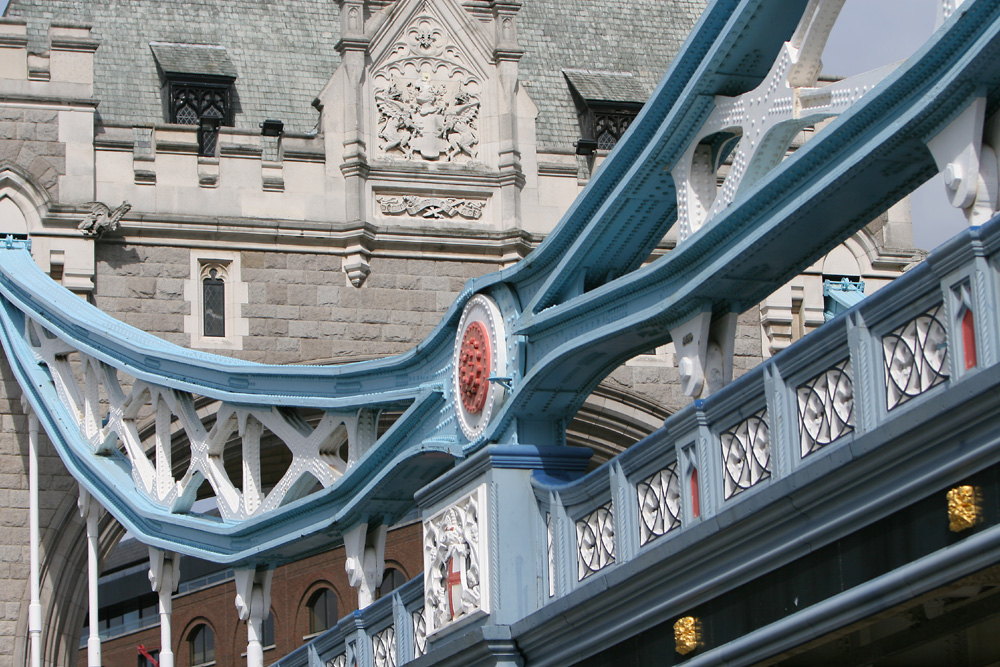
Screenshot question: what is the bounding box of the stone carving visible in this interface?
[373,17,482,163]
[423,486,488,636]
[797,359,854,458]
[79,200,130,237]
[376,195,484,220]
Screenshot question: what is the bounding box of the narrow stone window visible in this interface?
[202,268,225,337]
[184,251,248,350]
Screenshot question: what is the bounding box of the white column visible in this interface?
[148,548,180,667]
[77,486,101,667]
[235,567,273,667]
[344,522,387,608]
[25,403,41,667]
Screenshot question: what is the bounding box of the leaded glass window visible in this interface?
[167,80,232,156]
[203,269,225,338]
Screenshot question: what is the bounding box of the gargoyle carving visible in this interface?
[79,201,131,237]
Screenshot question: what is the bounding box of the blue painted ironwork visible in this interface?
[2,0,1000,572]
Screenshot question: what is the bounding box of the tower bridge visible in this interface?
[4,0,1000,665]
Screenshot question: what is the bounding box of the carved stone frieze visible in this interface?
[376,195,484,220]
[373,16,482,163]
[423,485,489,636]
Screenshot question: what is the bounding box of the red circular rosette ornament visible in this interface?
[458,321,491,413]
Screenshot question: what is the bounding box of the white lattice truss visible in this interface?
[27,316,379,520]
[672,0,890,242]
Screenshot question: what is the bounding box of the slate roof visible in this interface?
[563,69,647,104]
[4,0,705,147]
[150,42,238,79]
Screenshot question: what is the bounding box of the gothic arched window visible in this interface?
[202,267,225,338]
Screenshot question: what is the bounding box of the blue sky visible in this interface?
[823,0,966,250]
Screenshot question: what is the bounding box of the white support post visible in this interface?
[235,567,273,667]
[344,522,388,609]
[670,311,739,399]
[77,486,101,667]
[24,401,41,667]
[148,548,180,667]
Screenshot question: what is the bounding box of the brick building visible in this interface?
[0,1,921,666]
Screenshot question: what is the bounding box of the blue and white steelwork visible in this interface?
[1,0,999,585]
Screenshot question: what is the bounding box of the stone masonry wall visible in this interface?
[0,108,65,200]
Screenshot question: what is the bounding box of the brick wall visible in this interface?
[80,522,424,667]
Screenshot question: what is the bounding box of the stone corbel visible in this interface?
[344,522,388,608]
[669,310,739,399]
[343,242,371,288]
[926,95,1000,225]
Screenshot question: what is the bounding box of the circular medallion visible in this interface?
[453,294,508,441]
[458,321,490,413]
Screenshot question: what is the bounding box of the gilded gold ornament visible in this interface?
[674,615,700,655]
[947,485,980,532]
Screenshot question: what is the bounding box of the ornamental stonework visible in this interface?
[376,195,484,220]
[423,485,489,637]
[373,16,482,163]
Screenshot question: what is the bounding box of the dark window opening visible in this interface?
[203,269,225,337]
[169,80,231,157]
[563,69,645,155]
[188,624,215,666]
[376,567,406,600]
[307,588,339,635]
[594,108,638,150]
[262,611,275,649]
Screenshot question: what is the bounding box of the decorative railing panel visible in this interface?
[576,503,615,581]
[637,463,682,545]
[412,608,427,658]
[372,625,396,667]
[883,304,950,410]
[721,410,771,500]
[797,359,854,457]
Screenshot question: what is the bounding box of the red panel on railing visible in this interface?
[963,309,977,370]
[690,468,701,518]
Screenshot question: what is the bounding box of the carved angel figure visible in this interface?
[79,201,131,237]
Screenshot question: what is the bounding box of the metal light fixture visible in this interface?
[260,119,284,137]
[575,138,598,156]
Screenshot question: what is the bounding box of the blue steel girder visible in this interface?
[1,0,999,567]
